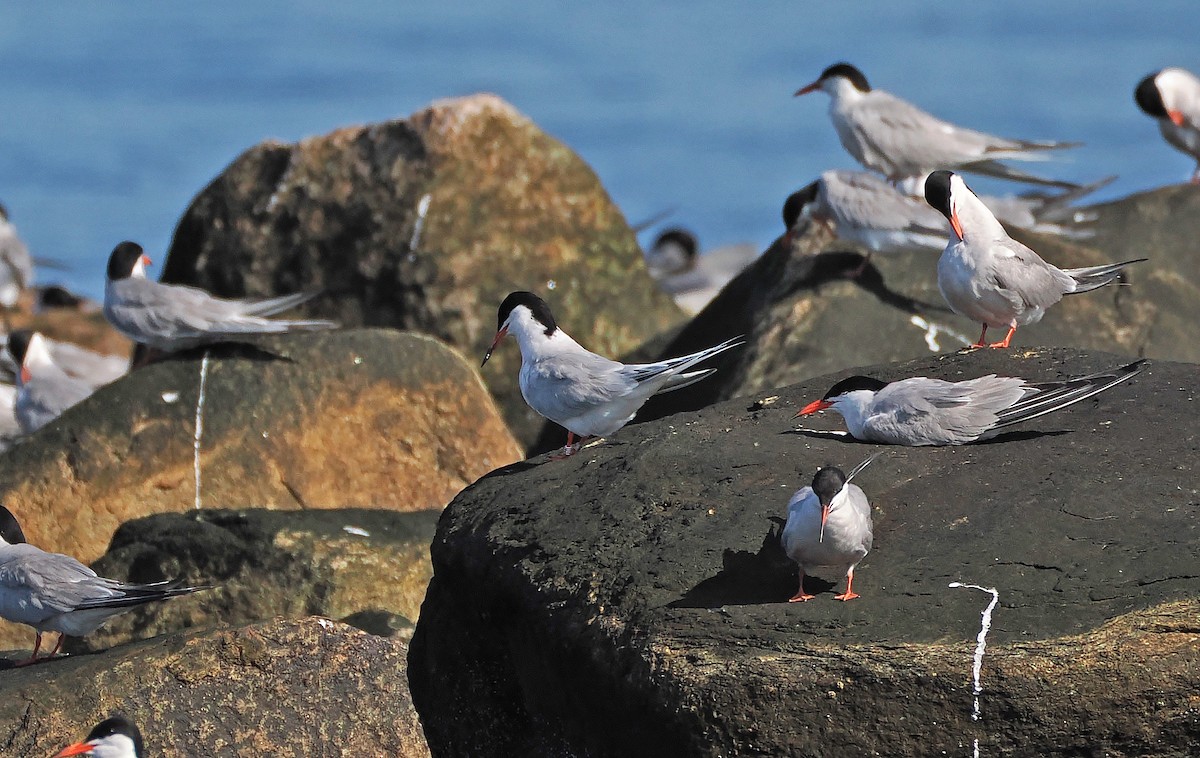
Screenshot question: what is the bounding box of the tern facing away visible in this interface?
[795,360,1144,446]
[1135,67,1200,183]
[781,452,880,602]
[54,715,144,758]
[783,170,950,259]
[7,330,95,434]
[795,63,1081,188]
[644,228,759,314]
[0,505,208,665]
[924,171,1146,349]
[481,291,742,456]
[103,241,337,352]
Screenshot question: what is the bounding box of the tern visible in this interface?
[0,203,33,313]
[781,452,880,602]
[924,170,1145,348]
[645,228,759,314]
[795,63,1081,188]
[103,241,337,352]
[481,291,742,456]
[1135,67,1200,183]
[54,715,144,757]
[783,170,949,261]
[7,330,95,433]
[795,360,1144,446]
[0,505,208,665]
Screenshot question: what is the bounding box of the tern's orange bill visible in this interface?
[949,211,964,241]
[1169,109,1186,127]
[795,399,831,417]
[54,742,94,757]
[793,81,820,97]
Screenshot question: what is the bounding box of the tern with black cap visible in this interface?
[795,360,1144,446]
[795,62,1080,188]
[782,452,881,602]
[0,504,208,665]
[1135,67,1200,183]
[924,170,1146,348]
[481,291,742,457]
[103,241,337,352]
[55,715,144,757]
[6,330,94,433]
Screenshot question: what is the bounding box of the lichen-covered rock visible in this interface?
[0,329,519,568]
[61,507,436,655]
[160,93,682,446]
[410,347,1200,757]
[0,617,430,757]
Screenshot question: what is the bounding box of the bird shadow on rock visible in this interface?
[134,341,299,368]
[793,250,951,316]
[780,428,1071,446]
[669,520,817,608]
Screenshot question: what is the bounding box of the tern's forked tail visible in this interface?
[1064,258,1148,293]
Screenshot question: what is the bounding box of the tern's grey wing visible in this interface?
[16,373,93,433]
[522,349,637,424]
[867,376,1024,445]
[0,546,117,619]
[987,238,1074,309]
[850,91,1025,171]
[824,170,949,233]
[844,485,873,553]
[46,340,127,387]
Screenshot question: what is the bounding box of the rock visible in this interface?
[54,507,437,654]
[409,347,1200,757]
[631,191,1190,424]
[0,328,519,568]
[159,93,682,446]
[0,617,430,757]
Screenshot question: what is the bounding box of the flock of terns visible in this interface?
[0,61,1189,756]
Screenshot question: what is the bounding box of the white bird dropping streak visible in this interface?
[193,350,211,510]
[949,582,998,757]
[409,193,433,249]
[909,315,972,352]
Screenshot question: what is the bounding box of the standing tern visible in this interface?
[7,330,95,433]
[794,360,1144,446]
[924,171,1146,348]
[1135,68,1200,183]
[783,170,950,262]
[481,291,742,456]
[103,241,337,352]
[781,452,880,602]
[0,504,208,665]
[794,63,1081,188]
[54,715,143,757]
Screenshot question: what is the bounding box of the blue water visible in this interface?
[0,2,1197,300]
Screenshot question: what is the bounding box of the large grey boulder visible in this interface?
[410,346,1200,757]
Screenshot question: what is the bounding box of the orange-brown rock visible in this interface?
[0,617,430,757]
[0,328,519,568]
[160,93,683,446]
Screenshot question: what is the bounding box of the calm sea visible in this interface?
[0,2,1196,299]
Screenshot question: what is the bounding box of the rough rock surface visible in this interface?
[42,507,436,654]
[159,93,682,446]
[410,347,1200,757]
[0,329,519,566]
[0,616,430,757]
[626,184,1200,430]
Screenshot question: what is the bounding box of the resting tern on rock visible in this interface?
[781,452,880,602]
[1135,67,1200,183]
[103,241,337,352]
[795,360,1144,446]
[782,170,950,262]
[0,203,33,313]
[7,330,95,433]
[794,63,1081,188]
[0,505,207,665]
[644,228,759,314]
[481,291,742,456]
[54,715,144,757]
[924,171,1146,348]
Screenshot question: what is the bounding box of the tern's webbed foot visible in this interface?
[834,591,861,601]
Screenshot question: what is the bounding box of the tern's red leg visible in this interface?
[848,252,872,278]
[987,325,1017,349]
[48,633,65,658]
[834,568,861,601]
[970,324,989,348]
[13,632,44,667]
[788,571,816,602]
